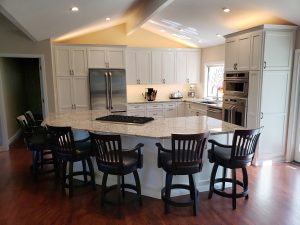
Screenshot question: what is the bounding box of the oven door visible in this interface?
[222,104,233,123]
[223,79,249,97]
[231,105,247,127]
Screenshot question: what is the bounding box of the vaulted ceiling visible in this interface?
[0,0,299,48]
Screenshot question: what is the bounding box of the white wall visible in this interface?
[200,44,225,98]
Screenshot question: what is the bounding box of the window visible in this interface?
[206,65,224,98]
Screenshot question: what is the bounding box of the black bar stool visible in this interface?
[207,128,262,209]
[156,132,209,216]
[47,125,96,197]
[89,132,144,217]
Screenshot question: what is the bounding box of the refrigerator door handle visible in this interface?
[109,72,113,110]
[105,73,109,110]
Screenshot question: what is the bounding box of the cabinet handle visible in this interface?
[74,104,76,109]
[186,78,189,83]
[260,112,264,119]
[264,61,266,69]
[196,112,200,116]
[70,70,72,75]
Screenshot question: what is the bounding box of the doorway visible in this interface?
[0,55,47,150]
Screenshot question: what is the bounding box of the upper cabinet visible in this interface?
[225,25,296,72]
[126,49,151,85]
[87,47,125,69]
[176,50,200,84]
[151,50,175,84]
[263,30,294,71]
[54,46,87,76]
[225,34,250,71]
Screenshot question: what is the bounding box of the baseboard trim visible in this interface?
[8,129,21,146]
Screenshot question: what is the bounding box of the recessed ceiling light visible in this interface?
[216,34,222,37]
[71,6,79,12]
[160,29,166,32]
[223,8,230,13]
[106,17,111,21]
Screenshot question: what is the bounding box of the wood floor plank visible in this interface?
[0,140,300,225]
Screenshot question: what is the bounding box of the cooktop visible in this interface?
[95,115,154,125]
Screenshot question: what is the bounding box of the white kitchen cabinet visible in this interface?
[127,110,146,117]
[225,34,250,71]
[250,30,263,70]
[186,103,207,116]
[127,103,146,116]
[163,102,177,118]
[176,50,200,84]
[87,47,125,69]
[56,76,90,112]
[263,30,294,71]
[54,46,87,76]
[151,50,175,84]
[126,49,151,85]
[136,50,151,84]
[247,71,261,129]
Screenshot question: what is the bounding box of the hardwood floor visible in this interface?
[1,140,300,225]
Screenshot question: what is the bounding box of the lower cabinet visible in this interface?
[186,103,207,116]
[56,76,89,112]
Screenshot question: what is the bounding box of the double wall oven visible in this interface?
[222,72,249,127]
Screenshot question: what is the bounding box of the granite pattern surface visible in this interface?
[43,110,243,139]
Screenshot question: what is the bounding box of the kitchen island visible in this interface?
[44,110,242,198]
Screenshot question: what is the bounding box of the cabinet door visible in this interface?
[54,47,71,76]
[225,38,237,71]
[263,30,294,70]
[163,51,175,84]
[127,110,146,117]
[187,51,200,83]
[107,48,125,68]
[70,47,87,76]
[247,71,261,129]
[164,108,177,118]
[151,51,163,84]
[72,77,90,111]
[250,30,263,70]
[56,77,73,111]
[176,52,187,84]
[87,47,107,68]
[126,51,138,85]
[136,50,151,84]
[259,71,289,159]
[236,34,250,71]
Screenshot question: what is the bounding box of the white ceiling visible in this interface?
[0,0,299,47]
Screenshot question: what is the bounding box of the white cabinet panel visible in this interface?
[107,48,125,68]
[147,109,163,118]
[236,34,251,71]
[225,38,237,71]
[70,48,87,76]
[263,30,294,70]
[187,51,200,83]
[72,77,90,111]
[87,47,106,68]
[164,108,177,118]
[250,30,263,70]
[55,47,71,76]
[163,51,175,84]
[126,51,138,85]
[151,51,163,84]
[176,52,187,84]
[247,71,261,129]
[56,77,73,111]
[127,110,146,117]
[136,51,151,84]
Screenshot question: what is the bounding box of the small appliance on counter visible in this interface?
[169,91,183,99]
[188,84,197,98]
[143,88,157,101]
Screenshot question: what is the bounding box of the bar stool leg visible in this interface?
[232,169,237,210]
[208,163,218,199]
[117,175,122,218]
[121,175,125,198]
[101,173,108,207]
[133,170,142,206]
[164,173,173,214]
[189,174,198,216]
[222,167,227,191]
[242,167,249,199]
[82,160,87,183]
[86,157,96,190]
[68,161,74,198]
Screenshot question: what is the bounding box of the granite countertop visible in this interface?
[127,98,223,109]
[43,110,241,139]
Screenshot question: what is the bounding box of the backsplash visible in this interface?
[127,84,201,102]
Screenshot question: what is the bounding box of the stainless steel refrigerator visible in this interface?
[89,69,127,113]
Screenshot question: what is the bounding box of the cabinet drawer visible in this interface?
[147,103,163,109]
[147,109,163,118]
[127,110,146,117]
[163,102,177,108]
[127,104,146,110]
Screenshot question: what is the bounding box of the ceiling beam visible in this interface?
[126,0,174,35]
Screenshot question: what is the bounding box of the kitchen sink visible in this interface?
[200,100,217,104]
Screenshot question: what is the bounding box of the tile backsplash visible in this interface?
[127,84,201,102]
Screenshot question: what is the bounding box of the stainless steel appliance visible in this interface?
[223,72,249,97]
[89,69,127,113]
[223,97,247,127]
